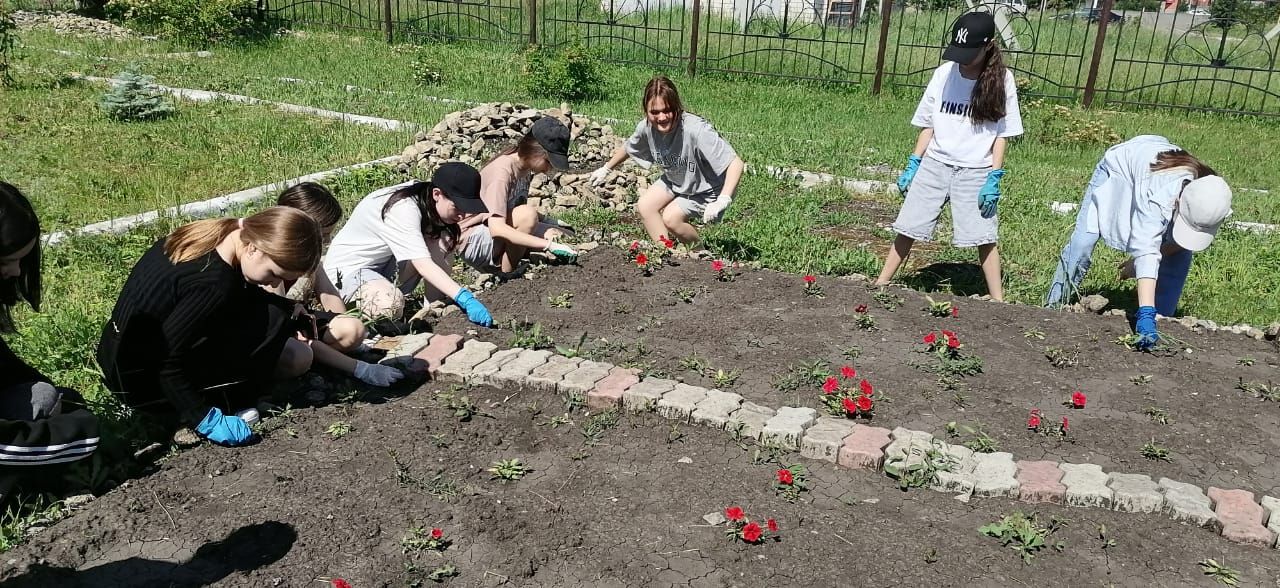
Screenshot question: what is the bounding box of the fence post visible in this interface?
[528,0,538,45]
[688,0,702,77]
[871,0,893,94]
[382,0,393,43]
[1081,0,1115,108]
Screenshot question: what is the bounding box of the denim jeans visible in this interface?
[1046,161,1193,315]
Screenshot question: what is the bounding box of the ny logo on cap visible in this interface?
[955,28,969,43]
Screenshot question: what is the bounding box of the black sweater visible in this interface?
[96,239,295,425]
[1,337,100,467]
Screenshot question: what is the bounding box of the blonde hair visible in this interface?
[164,206,322,274]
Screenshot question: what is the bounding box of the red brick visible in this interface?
[1016,461,1066,504]
[587,367,639,411]
[836,424,892,470]
[1208,487,1276,547]
[412,334,464,376]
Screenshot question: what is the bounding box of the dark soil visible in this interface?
[4,377,1280,587]
[448,247,1280,498]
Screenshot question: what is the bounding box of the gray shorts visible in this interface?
[460,225,497,271]
[891,156,998,247]
[332,261,419,303]
[656,179,720,220]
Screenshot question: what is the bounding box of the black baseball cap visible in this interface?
[531,116,571,171]
[431,162,486,214]
[943,12,996,65]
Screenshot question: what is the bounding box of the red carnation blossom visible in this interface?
[856,395,873,412]
[431,528,443,539]
[842,397,858,414]
[855,304,868,313]
[332,580,352,588]
[635,253,648,266]
[628,240,640,252]
[766,518,779,532]
[840,365,857,379]
[803,275,816,284]
[711,260,726,272]
[725,506,745,522]
[742,522,763,543]
[859,379,873,397]
[923,332,937,345]
[777,469,794,485]
[1027,413,1041,429]
[659,235,675,249]
[950,306,959,318]
[946,336,960,349]
[1061,416,1069,432]
[941,330,956,338]
[822,377,840,394]
[1071,391,1087,409]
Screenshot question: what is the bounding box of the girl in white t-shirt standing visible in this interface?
[316,162,494,327]
[872,11,1023,301]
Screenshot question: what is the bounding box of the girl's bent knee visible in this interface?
[326,316,366,352]
[278,339,314,379]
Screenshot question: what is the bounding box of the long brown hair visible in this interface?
[277,182,342,230]
[380,182,461,249]
[164,206,322,274]
[488,133,551,171]
[970,40,1008,124]
[1151,150,1216,178]
[642,75,685,122]
[0,182,41,333]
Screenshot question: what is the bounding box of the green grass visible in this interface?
[0,64,405,230]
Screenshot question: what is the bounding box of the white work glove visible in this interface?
[702,196,732,224]
[544,241,578,261]
[354,360,405,387]
[589,166,611,186]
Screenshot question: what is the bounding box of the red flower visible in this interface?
[635,253,648,266]
[840,365,857,379]
[725,506,745,522]
[711,260,726,272]
[946,336,960,349]
[1071,391,1087,409]
[1027,412,1041,429]
[855,395,873,412]
[842,397,858,414]
[950,306,959,318]
[431,528,443,539]
[803,275,816,284]
[659,235,675,249]
[766,518,779,532]
[1061,416,1069,432]
[628,240,640,252]
[855,304,868,313]
[332,580,352,588]
[777,469,793,485]
[923,332,937,345]
[859,379,873,397]
[821,377,839,394]
[741,522,763,543]
[941,330,956,338]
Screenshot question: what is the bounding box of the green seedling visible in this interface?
[427,564,459,582]
[1144,406,1172,425]
[873,288,903,310]
[1236,357,1255,366]
[581,409,620,446]
[327,421,352,439]
[1140,439,1172,462]
[1198,558,1240,586]
[979,512,1066,564]
[1130,374,1153,386]
[1023,327,1046,340]
[1237,378,1280,402]
[1044,345,1080,368]
[711,368,741,389]
[547,292,574,308]
[508,320,554,349]
[924,296,954,317]
[555,332,589,358]
[487,458,529,481]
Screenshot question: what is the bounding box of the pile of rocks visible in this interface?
[395,102,654,216]
[11,10,137,40]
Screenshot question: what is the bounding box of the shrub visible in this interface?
[522,43,606,101]
[0,6,17,88]
[1029,103,1120,148]
[411,49,443,86]
[99,69,177,121]
[106,0,260,47]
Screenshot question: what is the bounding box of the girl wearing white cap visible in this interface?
[1046,135,1232,349]
[873,11,1022,301]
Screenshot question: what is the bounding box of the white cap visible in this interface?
[1171,175,1232,252]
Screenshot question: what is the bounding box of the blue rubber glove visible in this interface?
[979,169,1005,219]
[896,155,922,196]
[1135,305,1159,350]
[195,407,256,447]
[454,288,493,327]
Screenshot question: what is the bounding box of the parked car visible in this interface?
[1054,8,1125,23]
[1187,7,1211,16]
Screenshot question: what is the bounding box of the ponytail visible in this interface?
[970,40,1008,124]
[165,207,322,274]
[1152,150,1216,179]
[381,181,462,249]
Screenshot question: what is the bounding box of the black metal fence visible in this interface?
[260,0,1280,115]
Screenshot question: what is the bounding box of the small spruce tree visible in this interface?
[99,69,176,121]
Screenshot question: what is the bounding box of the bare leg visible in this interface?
[661,204,699,244]
[636,184,679,244]
[323,315,366,353]
[978,243,1004,302]
[494,205,544,272]
[873,234,915,286]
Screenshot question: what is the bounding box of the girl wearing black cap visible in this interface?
[1,182,99,495]
[873,11,1023,302]
[318,162,494,327]
[459,116,579,273]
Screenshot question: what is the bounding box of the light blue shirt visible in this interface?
[1085,135,1193,280]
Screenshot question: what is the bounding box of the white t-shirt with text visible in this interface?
[322,181,434,285]
[911,62,1023,168]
